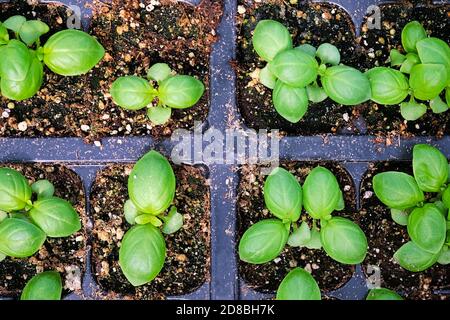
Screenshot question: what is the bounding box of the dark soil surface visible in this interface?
[360,162,450,300]
[0,164,87,299]
[237,162,358,294]
[0,0,223,141]
[91,163,210,299]
[236,0,450,137]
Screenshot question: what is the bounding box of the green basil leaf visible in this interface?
[135,214,162,227]
[276,268,321,300]
[43,29,105,76]
[434,201,447,216]
[320,217,368,264]
[19,20,49,46]
[252,20,292,62]
[366,288,403,300]
[416,37,450,83]
[0,167,32,211]
[413,144,448,192]
[128,150,176,215]
[316,43,340,66]
[407,204,446,254]
[124,199,143,225]
[400,53,420,74]
[147,63,172,83]
[306,83,328,103]
[391,208,409,226]
[238,219,289,264]
[303,166,341,220]
[437,246,450,265]
[288,221,311,247]
[3,15,26,34]
[0,23,9,45]
[443,186,450,209]
[321,65,371,105]
[410,64,448,101]
[394,241,439,272]
[446,87,450,106]
[373,172,424,210]
[110,76,155,110]
[305,227,322,250]
[270,49,318,88]
[335,190,345,211]
[390,49,406,67]
[259,64,277,89]
[272,80,308,123]
[0,211,7,223]
[366,67,409,105]
[0,218,46,258]
[158,75,204,109]
[430,96,449,114]
[401,21,427,53]
[295,44,316,57]
[119,224,166,286]
[29,197,81,238]
[400,100,427,121]
[147,105,172,125]
[161,206,184,235]
[264,167,302,222]
[20,271,62,300]
[0,252,5,262]
[0,40,43,100]
[31,180,55,200]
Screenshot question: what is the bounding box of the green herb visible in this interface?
[20,271,62,300]
[0,15,104,101]
[276,268,321,300]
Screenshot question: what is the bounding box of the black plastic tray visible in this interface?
[0,0,449,300]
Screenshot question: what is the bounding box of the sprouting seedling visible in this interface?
[366,288,403,300]
[373,144,450,272]
[252,20,372,123]
[0,168,81,260]
[276,267,321,300]
[110,63,205,125]
[0,15,105,101]
[20,271,62,300]
[118,150,184,286]
[368,21,450,121]
[238,166,368,266]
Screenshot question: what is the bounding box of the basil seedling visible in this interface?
[0,15,104,101]
[252,20,371,123]
[0,168,81,259]
[20,271,62,300]
[373,144,450,272]
[380,21,450,120]
[110,63,205,125]
[238,166,367,266]
[119,150,184,286]
[276,267,321,300]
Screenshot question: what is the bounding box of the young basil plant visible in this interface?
[110,63,205,125]
[382,21,450,121]
[252,19,371,124]
[119,150,184,286]
[0,15,104,101]
[0,168,81,259]
[20,271,62,300]
[276,267,321,300]
[238,166,368,266]
[373,144,450,272]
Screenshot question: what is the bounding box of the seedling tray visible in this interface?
[0,0,449,300]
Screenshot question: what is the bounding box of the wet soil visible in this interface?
[0,163,87,299]
[90,163,210,299]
